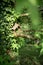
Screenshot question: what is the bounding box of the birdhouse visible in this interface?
[12,23,20,31]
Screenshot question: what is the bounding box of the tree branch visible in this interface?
[13,32,34,39]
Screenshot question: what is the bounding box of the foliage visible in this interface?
[19,44,41,65]
[0,0,43,65]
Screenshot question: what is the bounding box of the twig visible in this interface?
[19,13,30,17]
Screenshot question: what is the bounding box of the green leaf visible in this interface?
[40,49,43,56]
